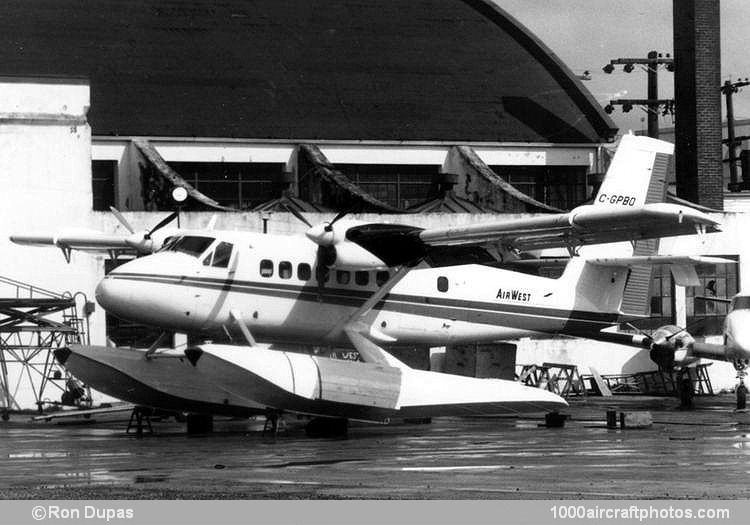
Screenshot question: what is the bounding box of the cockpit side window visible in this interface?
[211,242,234,268]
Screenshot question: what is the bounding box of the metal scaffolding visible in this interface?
[0,276,90,419]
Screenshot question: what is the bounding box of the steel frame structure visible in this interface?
[0,276,90,418]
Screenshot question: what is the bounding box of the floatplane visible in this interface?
[11,135,743,429]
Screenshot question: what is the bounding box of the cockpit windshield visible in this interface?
[731,296,750,311]
[158,236,215,257]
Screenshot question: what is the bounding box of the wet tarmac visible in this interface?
[1,394,750,499]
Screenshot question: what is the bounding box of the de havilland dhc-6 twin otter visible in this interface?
[11,135,750,429]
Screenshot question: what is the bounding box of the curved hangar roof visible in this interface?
[0,0,616,143]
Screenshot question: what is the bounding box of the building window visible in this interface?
[335,164,438,209]
[641,256,739,336]
[437,276,449,292]
[279,261,292,279]
[646,264,673,330]
[685,257,739,336]
[490,165,589,210]
[166,162,284,209]
[297,263,312,281]
[92,160,117,211]
[260,259,273,277]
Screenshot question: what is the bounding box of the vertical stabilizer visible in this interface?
[593,134,673,208]
[561,135,674,317]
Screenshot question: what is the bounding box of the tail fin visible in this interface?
[566,135,674,315]
[594,134,672,208]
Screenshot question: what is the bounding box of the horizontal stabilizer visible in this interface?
[587,255,736,287]
[586,255,736,267]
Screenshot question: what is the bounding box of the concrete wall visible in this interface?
[0,78,107,407]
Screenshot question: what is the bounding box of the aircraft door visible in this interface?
[194,241,237,329]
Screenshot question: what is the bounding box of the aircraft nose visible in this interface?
[726,315,750,361]
[95,274,132,315]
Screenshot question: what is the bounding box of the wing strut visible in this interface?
[323,265,413,368]
[323,265,411,344]
[144,332,171,359]
[229,309,256,347]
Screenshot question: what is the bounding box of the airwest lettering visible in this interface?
[598,193,637,206]
[496,288,531,302]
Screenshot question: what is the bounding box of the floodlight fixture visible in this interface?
[172,186,188,203]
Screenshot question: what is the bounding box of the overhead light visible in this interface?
[623,63,635,73]
[604,104,615,114]
[622,102,633,113]
[172,186,188,203]
[602,63,615,74]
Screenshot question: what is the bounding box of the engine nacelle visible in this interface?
[308,220,394,270]
[648,325,696,369]
[326,241,389,270]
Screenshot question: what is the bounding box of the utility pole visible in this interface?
[602,51,675,138]
[721,78,750,191]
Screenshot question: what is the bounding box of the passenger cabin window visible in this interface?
[437,276,449,292]
[336,271,350,285]
[279,261,292,279]
[161,236,215,257]
[355,271,369,286]
[316,267,330,283]
[297,263,311,281]
[260,259,273,277]
[203,242,234,268]
[376,271,390,286]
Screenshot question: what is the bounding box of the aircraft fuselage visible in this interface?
[96,229,624,348]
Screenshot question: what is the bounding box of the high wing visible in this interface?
[10,231,133,251]
[417,202,719,251]
[9,230,139,262]
[336,135,721,267]
[10,209,180,261]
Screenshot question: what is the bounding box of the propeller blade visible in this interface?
[109,207,135,234]
[281,202,312,228]
[665,318,704,342]
[325,205,357,231]
[146,212,179,239]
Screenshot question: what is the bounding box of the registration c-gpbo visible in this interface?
[598,193,636,206]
